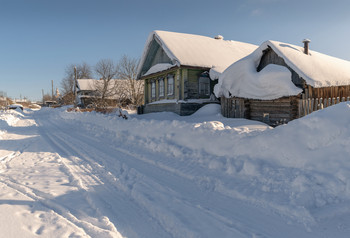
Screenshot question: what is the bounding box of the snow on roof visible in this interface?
[77,79,128,91]
[137,30,257,78]
[144,63,175,76]
[267,40,350,88]
[77,79,96,91]
[215,40,350,99]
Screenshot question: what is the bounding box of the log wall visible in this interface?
[221,96,300,126]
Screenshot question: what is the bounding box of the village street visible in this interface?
[1,107,350,237]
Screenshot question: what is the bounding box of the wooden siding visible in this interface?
[305,85,350,99]
[143,102,208,116]
[141,66,216,115]
[249,97,299,124]
[222,96,300,126]
[138,38,173,77]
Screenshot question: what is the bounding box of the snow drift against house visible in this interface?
[215,40,350,99]
[137,30,257,77]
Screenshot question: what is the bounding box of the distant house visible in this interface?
[215,40,350,126]
[76,79,132,108]
[137,30,257,115]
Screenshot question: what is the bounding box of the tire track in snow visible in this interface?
[36,114,261,238]
[33,119,124,238]
[35,116,174,238]
[0,151,21,172]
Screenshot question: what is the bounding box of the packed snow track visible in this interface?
[1,105,350,237]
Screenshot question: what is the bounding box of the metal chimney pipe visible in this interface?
[302,39,311,55]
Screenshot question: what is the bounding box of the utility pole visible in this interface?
[74,66,78,107]
[42,89,44,105]
[51,80,54,100]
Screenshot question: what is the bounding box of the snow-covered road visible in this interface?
[1,105,350,237]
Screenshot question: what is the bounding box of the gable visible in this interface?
[257,47,306,88]
[138,37,173,77]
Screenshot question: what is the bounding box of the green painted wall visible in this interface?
[142,67,211,104]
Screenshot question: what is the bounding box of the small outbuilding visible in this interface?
[137,30,257,115]
[214,40,350,126]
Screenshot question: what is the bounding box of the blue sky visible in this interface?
[1,0,349,101]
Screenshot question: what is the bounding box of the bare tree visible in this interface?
[60,62,92,105]
[42,93,52,102]
[116,55,144,107]
[93,59,119,108]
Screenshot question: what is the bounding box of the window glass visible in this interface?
[167,75,174,95]
[159,78,164,97]
[151,81,156,98]
[199,74,210,96]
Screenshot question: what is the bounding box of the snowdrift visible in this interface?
[58,103,350,222]
[3,103,350,237]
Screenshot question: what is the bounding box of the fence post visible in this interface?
[323,98,327,108]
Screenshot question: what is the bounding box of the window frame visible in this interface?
[167,75,174,96]
[159,78,164,97]
[151,81,156,98]
[198,73,210,96]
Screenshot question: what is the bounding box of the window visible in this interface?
[263,113,270,123]
[151,81,156,98]
[159,78,164,97]
[167,75,174,95]
[199,74,210,96]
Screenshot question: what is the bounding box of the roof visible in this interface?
[137,30,257,78]
[77,79,96,91]
[76,79,140,100]
[214,40,350,100]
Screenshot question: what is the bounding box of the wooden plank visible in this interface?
[250,112,291,118]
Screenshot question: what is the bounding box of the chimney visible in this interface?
[302,39,311,55]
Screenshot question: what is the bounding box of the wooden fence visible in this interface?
[299,96,350,117]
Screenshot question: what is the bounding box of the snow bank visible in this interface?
[55,103,350,229]
[0,109,24,128]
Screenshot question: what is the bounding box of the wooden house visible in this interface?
[76,79,132,108]
[136,31,257,115]
[215,40,350,126]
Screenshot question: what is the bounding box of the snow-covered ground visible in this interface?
[1,104,350,237]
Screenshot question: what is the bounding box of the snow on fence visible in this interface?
[299,95,350,117]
